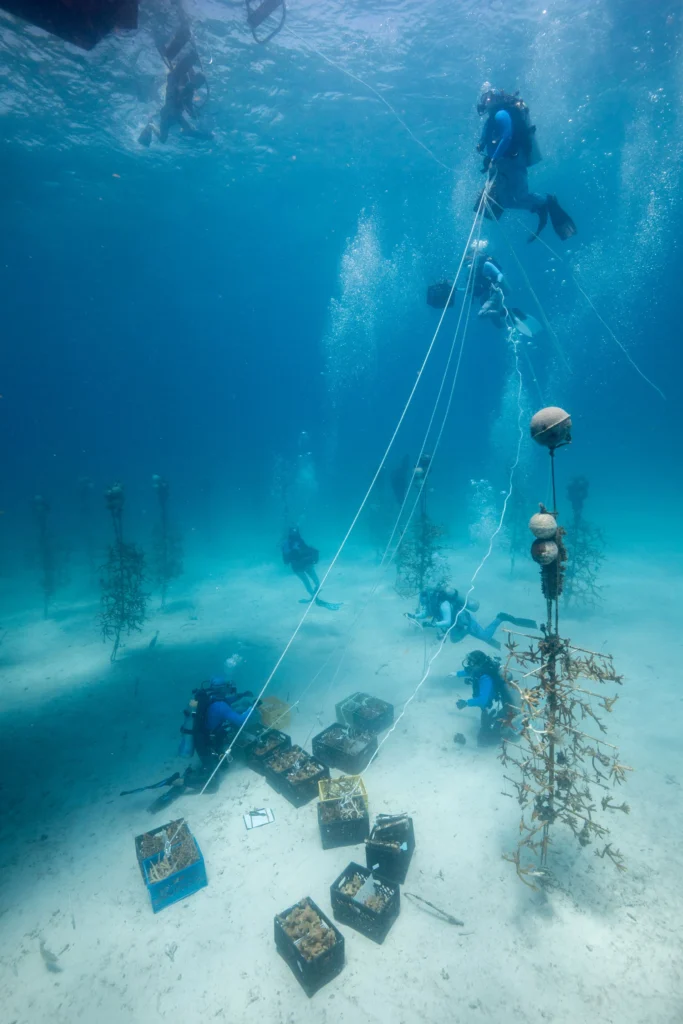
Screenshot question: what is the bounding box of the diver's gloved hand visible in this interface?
[456,699,467,710]
[405,612,418,621]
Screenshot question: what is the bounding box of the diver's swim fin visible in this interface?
[138,123,153,148]
[427,282,455,310]
[546,194,577,240]
[510,309,543,339]
[497,613,538,629]
[315,598,342,611]
[527,203,548,243]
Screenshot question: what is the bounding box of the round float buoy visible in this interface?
[531,539,559,565]
[530,407,572,449]
[529,512,558,540]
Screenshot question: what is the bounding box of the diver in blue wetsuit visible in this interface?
[475,85,576,243]
[455,650,516,747]
[428,240,542,338]
[408,587,536,650]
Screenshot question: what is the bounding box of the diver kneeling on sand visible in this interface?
[455,650,517,747]
[121,678,262,811]
[407,587,536,650]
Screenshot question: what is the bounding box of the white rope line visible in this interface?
[289,209,485,745]
[283,25,454,173]
[197,190,492,795]
[488,202,571,373]
[519,215,665,401]
[358,320,526,784]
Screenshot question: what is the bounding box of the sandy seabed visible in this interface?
[0,547,681,1024]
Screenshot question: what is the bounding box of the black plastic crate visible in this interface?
[335,692,394,735]
[274,897,345,997]
[312,723,378,774]
[244,728,292,774]
[264,746,330,808]
[365,814,415,884]
[330,862,400,945]
[134,819,190,879]
[318,795,370,850]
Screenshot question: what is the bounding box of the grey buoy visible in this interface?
[530,407,572,450]
[529,512,558,540]
[531,539,559,565]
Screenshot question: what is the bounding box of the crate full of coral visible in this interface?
[136,819,207,913]
[330,862,400,944]
[274,897,345,996]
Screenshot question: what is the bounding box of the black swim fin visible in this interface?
[138,123,153,147]
[547,194,577,240]
[497,613,538,629]
[527,203,548,243]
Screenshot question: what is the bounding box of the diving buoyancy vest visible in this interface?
[484,100,541,167]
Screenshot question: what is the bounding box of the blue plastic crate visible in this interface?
[142,836,207,913]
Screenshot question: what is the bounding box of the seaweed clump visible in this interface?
[99,483,147,661]
[151,475,183,608]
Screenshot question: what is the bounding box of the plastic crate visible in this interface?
[365,814,415,884]
[274,897,345,997]
[318,775,368,809]
[141,834,207,913]
[318,795,369,850]
[264,746,330,808]
[244,729,292,774]
[134,819,189,878]
[330,862,400,945]
[312,723,378,774]
[335,692,394,735]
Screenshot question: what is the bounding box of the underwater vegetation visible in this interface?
[151,475,183,609]
[99,483,148,661]
[501,409,631,887]
[564,476,605,610]
[395,457,449,597]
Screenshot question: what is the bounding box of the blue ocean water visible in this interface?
[1,1,682,1021]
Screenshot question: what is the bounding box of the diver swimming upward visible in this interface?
[474,85,576,243]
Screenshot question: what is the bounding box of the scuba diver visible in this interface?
[408,587,536,650]
[474,85,576,243]
[455,650,516,746]
[120,678,262,811]
[282,527,341,611]
[138,23,212,146]
[427,240,542,339]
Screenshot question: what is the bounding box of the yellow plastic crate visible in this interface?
[258,695,291,729]
[318,775,369,811]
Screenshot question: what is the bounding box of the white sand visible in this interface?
[0,549,681,1024]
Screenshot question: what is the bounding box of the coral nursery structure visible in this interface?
[99,483,147,661]
[151,475,183,608]
[500,408,631,886]
[395,455,449,597]
[564,476,605,610]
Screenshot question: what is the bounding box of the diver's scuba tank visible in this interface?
[178,697,198,758]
